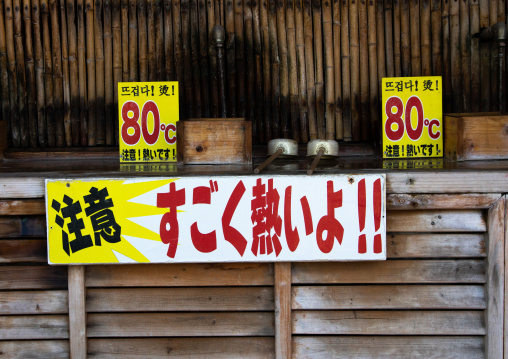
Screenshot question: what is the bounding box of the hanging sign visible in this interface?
[46,174,386,264]
[382,76,443,159]
[118,81,179,163]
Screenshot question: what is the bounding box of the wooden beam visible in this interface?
[0,199,46,215]
[486,197,505,359]
[0,290,68,314]
[68,265,87,359]
[0,340,70,359]
[274,262,291,359]
[387,210,486,232]
[0,266,67,289]
[387,193,501,210]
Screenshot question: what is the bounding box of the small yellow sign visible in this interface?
[118,81,179,163]
[381,76,443,159]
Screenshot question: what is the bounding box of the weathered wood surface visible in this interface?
[0,290,68,314]
[87,312,275,337]
[0,315,69,339]
[86,287,274,312]
[68,266,87,359]
[386,210,486,232]
[444,114,508,161]
[0,266,68,289]
[87,337,275,358]
[387,233,486,258]
[387,193,500,210]
[0,340,70,359]
[0,199,46,215]
[292,285,486,309]
[292,260,486,284]
[3,170,508,198]
[292,310,485,335]
[85,263,274,287]
[292,336,485,359]
[486,197,504,359]
[0,216,46,237]
[0,239,47,262]
[274,262,291,359]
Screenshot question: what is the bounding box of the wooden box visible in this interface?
[177,118,252,164]
[444,113,508,161]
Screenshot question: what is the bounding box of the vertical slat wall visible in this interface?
[0,200,69,358]
[1,0,508,147]
[292,204,499,358]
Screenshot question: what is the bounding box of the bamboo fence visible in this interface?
[1,0,508,147]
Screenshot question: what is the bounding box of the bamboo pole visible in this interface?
[252,0,264,142]
[94,0,105,144]
[77,0,87,145]
[431,0,442,76]
[400,0,410,76]
[459,0,470,112]
[14,0,28,146]
[420,0,431,75]
[104,0,114,144]
[207,0,218,116]
[498,0,504,22]
[269,0,280,137]
[349,0,360,140]
[0,0,11,146]
[41,0,54,146]
[86,0,96,145]
[450,0,461,112]
[198,0,209,117]
[155,0,163,80]
[225,0,237,116]
[296,0,307,142]
[489,0,498,111]
[59,0,72,146]
[245,0,256,137]
[147,0,156,81]
[128,0,137,81]
[409,0,421,76]
[260,0,272,140]
[138,0,148,82]
[23,0,38,147]
[50,0,65,146]
[67,0,80,145]
[376,0,386,81]
[359,0,369,141]
[235,0,246,118]
[392,0,401,76]
[313,0,325,139]
[206,0,219,118]
[322,0,334,140]
[368,0,378,142]
[287,0,300,140]
[384,0,394,77]
[165,0,174,80]
[121,0,128,81]
[112,0,121,143]
[4,0,20,147]
[340,0,350,140]
[190,0,201,117]
[172,0,184,116]
[31,0,46,146]
[470,0,480,112]
[442,0,452,112]
[180,0,192,118]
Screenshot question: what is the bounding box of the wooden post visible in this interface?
[252,0,264,142]
[190,0,202,117]
[68,265,87,359]
[304,0,316,140]
[486,197,504,359]
[470,0,480,112]
[268,0,280,137]
[60,0,72,147]
[459,0,470,112]
[23,0,38,147]
[41,0,55,147]
[479,0,490,111]
[275,262,291,359]
[349,0,360,140]
[49,0,65,147]
[67,0,81,146]
[340,0,350,140]
[260,0,272,141]
[77,0,88,146]
[277,0,290,138]
[313,0,325,139]
[86,0,96,146]
[225,0,237,117]
[31,0,46,147]
[450,0,461,112]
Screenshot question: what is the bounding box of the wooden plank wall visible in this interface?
[0,192,506,358]
[1,0,507,147]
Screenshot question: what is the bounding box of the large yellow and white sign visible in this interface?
[46,175,386,264]
[118,81,179,163]
[382,76,443,158]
